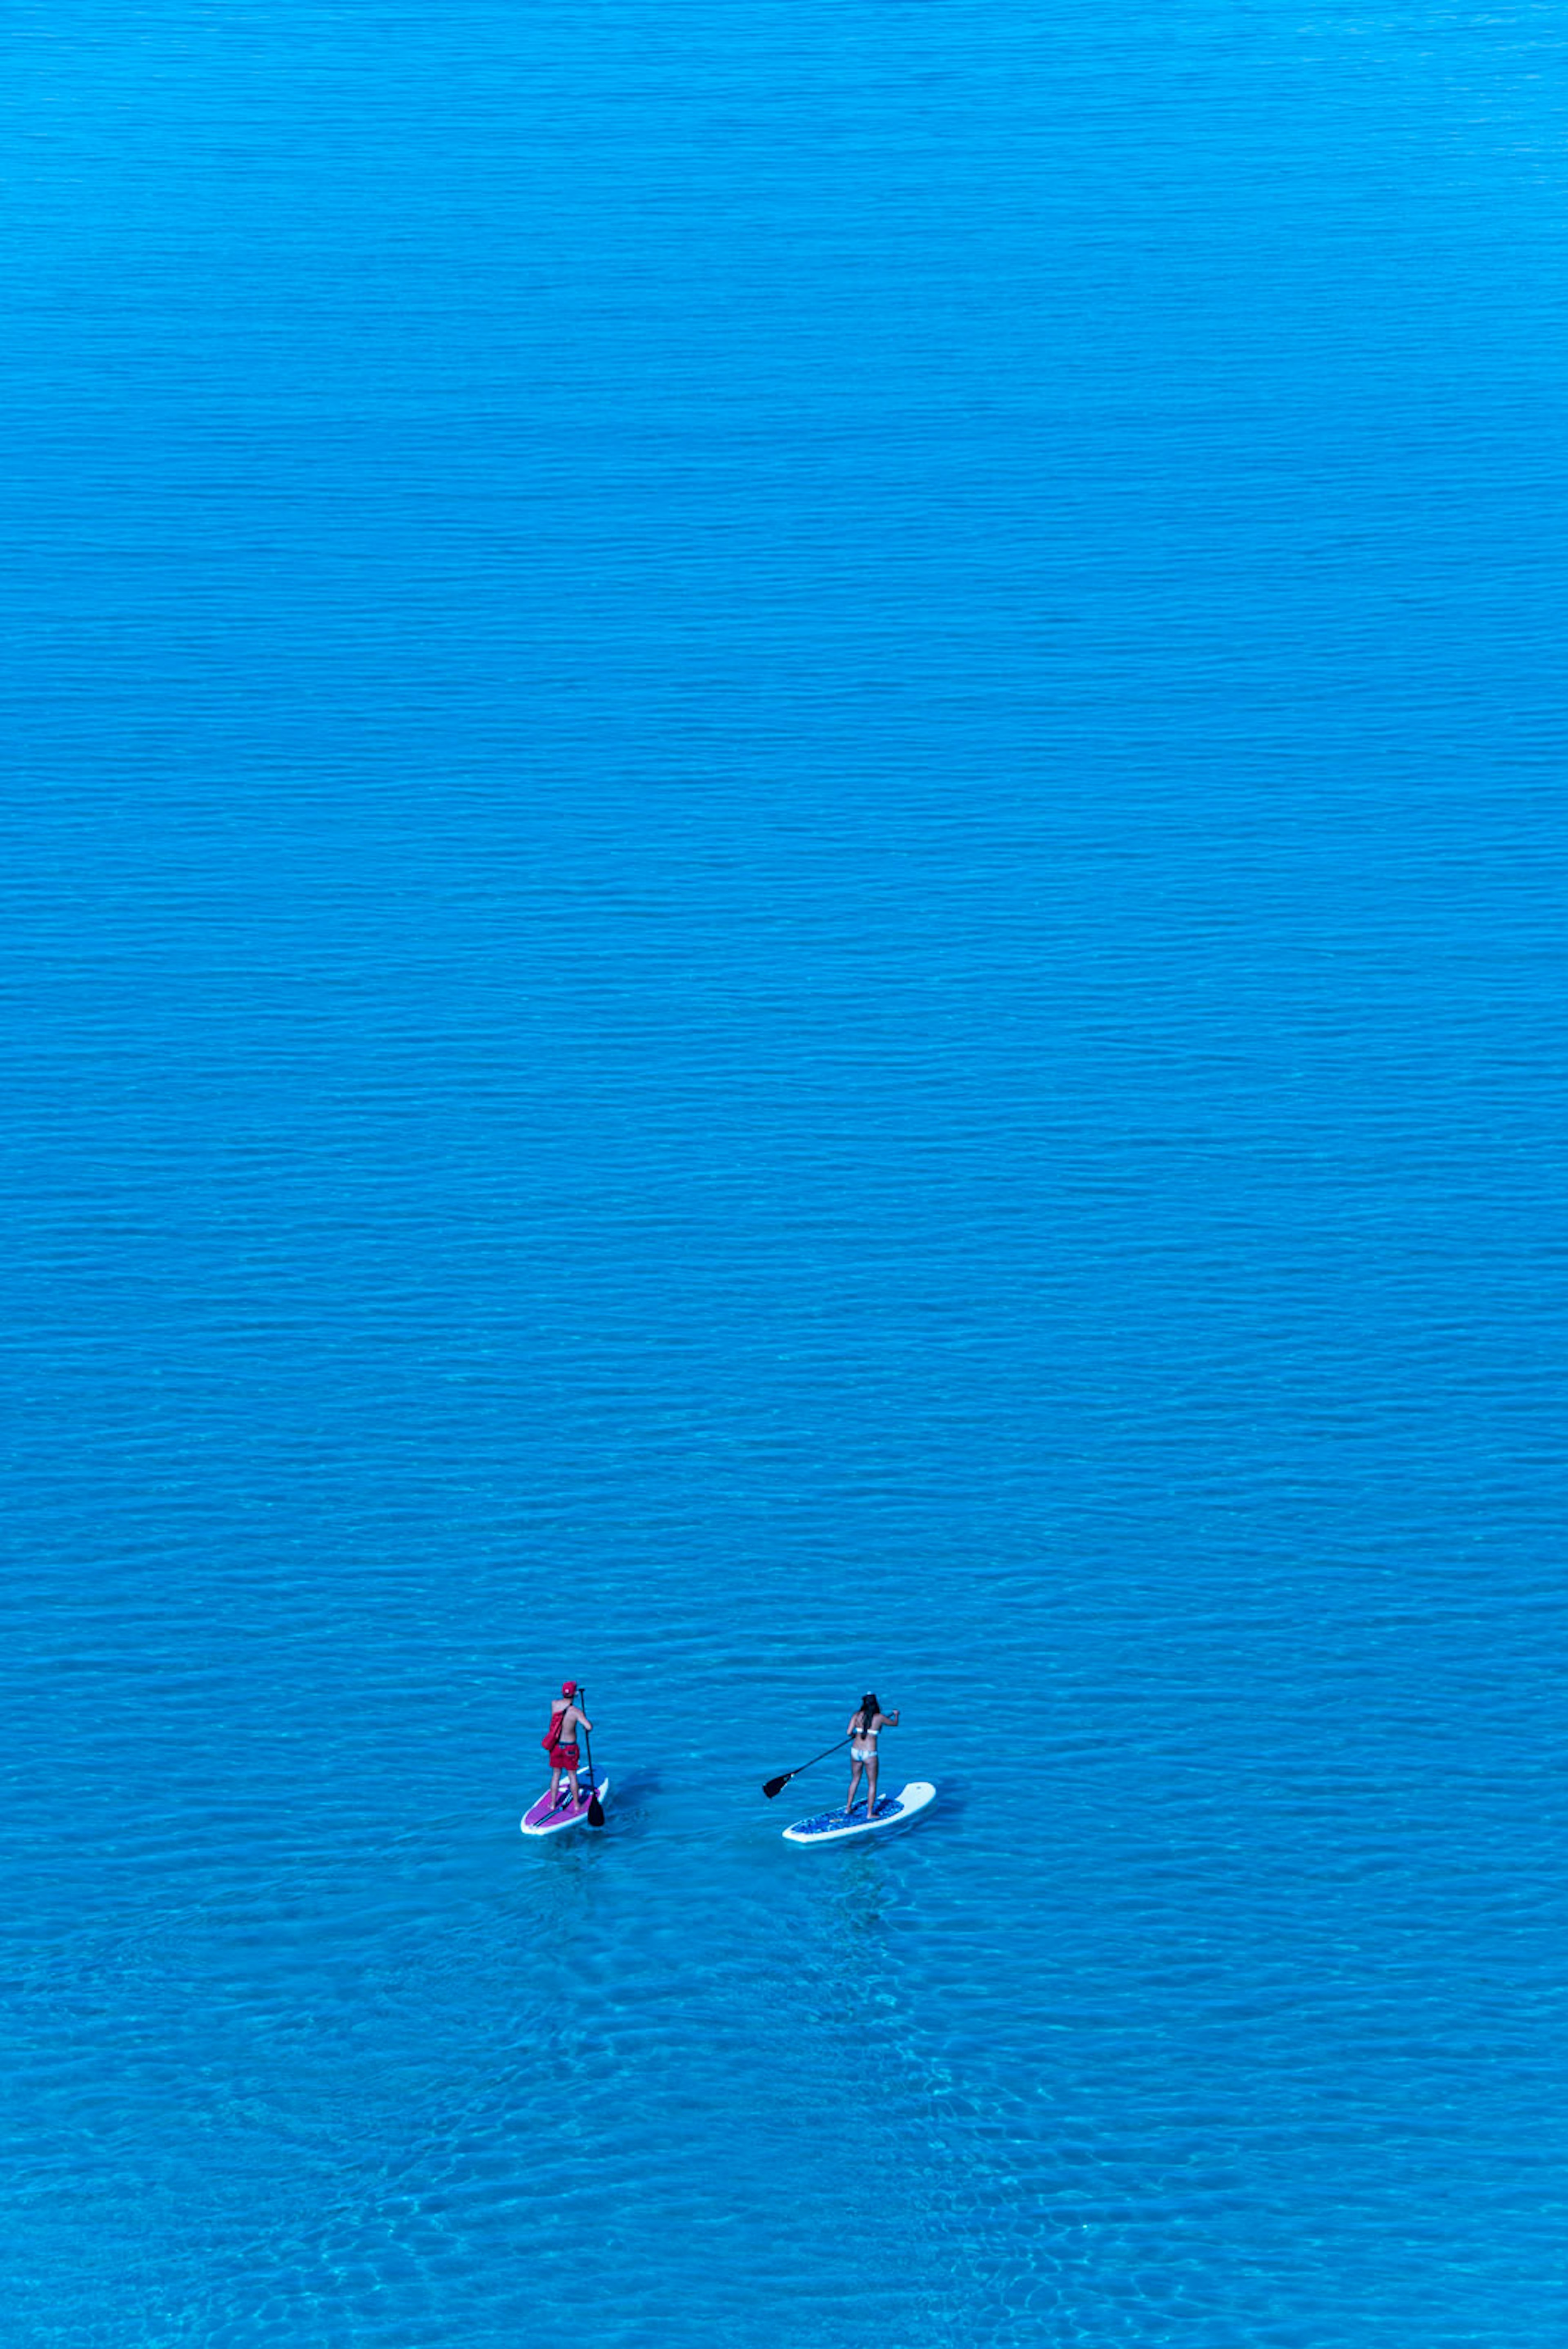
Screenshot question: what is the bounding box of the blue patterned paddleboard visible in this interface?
[781,1779,936,1845]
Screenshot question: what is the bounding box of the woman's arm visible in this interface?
[875,1709,900,1730]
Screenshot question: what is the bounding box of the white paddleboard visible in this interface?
[782,1780,935,1846]
[519,1775,609,1837]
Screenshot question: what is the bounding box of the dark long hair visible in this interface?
[858,1692,880,1733]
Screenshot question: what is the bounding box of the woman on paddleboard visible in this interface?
[844,1693,900,1821]
[545,1681,592,1811]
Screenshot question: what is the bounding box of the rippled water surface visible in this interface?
[6,2,1567,2342]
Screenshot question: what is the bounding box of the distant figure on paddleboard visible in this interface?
[544,1681,592,1811]
[845,1692,900,1820]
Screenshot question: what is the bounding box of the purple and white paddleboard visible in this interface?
[782,1780,936,1846]
[519,1775,609,1837]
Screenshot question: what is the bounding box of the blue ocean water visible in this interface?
[5,1,1567,2341]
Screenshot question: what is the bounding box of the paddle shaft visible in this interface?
[579,1688,604,1826]
[762,1732,853,1800]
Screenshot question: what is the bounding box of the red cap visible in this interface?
[561,1680,577,1697]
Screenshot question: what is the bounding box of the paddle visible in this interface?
[579,1691,604,1828]
[762,1732,853,1801]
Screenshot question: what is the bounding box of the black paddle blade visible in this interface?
[587,1791,604,1826]
[762,1774,791,1800]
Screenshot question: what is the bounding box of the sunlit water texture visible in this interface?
[5,1,1566,2342]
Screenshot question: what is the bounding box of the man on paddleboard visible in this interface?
[544,1681,592,1811]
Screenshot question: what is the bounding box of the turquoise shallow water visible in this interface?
[6,2,1568,2342]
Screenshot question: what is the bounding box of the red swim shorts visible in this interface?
[548,1743,579,1771]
